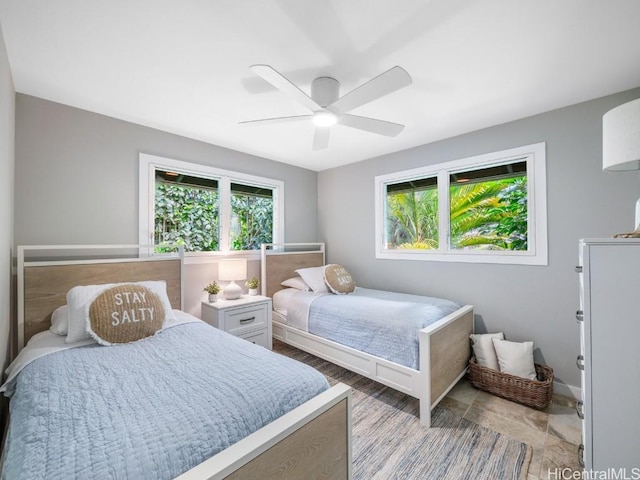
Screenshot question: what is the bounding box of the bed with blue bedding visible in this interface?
[1,320,330,480]
[273,286,461,369]
[263,242,474,428]
[307,288,462,370]
[8,247,352,479]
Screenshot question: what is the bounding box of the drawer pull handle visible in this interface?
[575,266,583,273]
[578,444,585,467]
[576,355,584,370]
[576,400,584,420]
[575,310,584,322]
[240,316,256,324]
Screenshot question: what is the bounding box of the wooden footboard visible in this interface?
[176,383,352,480]
[419,305,474,427]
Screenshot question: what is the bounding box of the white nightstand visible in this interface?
[201,295,272,350]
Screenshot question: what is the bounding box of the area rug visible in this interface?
[275,341,531,480]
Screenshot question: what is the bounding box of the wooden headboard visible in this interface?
[260,243,325,298]
[17,246,183,349]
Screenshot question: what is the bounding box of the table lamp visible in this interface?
[218,258,247,300]
[603,97,640,237]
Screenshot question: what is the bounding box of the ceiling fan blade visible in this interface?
[329,66,412,114]
[312,127,330,150]
[338,114,405,137]
[239,114,312,125]
[250,65,321,113]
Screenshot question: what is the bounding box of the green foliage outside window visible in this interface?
[154,183,274,253]
[231,193,273,251]
[386,177,528,251]
[387,188,439,249]
[488,178,528,250]
[154,183,219,252]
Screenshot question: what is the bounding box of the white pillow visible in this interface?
[66,280,177,344]
[50,305,69,336]
[491,338,537,380]
[295,266,329,293]
[280,276,310,291]
[272,287,300,315]
[470,332,504,370]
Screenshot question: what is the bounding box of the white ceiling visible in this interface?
[1,0,640,171]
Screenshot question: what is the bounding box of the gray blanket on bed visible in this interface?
[308,287,461,369]
[2,322,329,480]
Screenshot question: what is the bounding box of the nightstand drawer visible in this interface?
[225,304,268,336]
[239,329,268,349]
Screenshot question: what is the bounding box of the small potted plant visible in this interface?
[245,277,260,296]
[203,281,221,302]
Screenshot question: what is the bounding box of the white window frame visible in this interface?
[139,153,284,262]
[375,142,547,265]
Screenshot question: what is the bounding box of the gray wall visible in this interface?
[14,94,318,316]
[318,87,640,391]
[0,26,15,383]
[15,94,317,246]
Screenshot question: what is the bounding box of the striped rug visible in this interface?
[275,341,531,480]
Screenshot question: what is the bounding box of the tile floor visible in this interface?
[441,378,583,480]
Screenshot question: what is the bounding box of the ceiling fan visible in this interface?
[240,65,412,150]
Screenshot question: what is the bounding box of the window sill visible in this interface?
[376,249,547,266]
[182,251,262,265]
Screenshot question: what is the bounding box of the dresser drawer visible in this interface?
[225,304,268,336]
[238,329,269,349]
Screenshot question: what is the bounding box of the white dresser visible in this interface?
[577,238,640,469]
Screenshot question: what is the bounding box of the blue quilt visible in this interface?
[308,287,461,369]
[2,322,329,480]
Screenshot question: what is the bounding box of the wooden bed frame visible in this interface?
[13,245,352,480]
[261,242,474,428]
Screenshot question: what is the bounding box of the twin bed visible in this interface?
[3,246,352,480]
[3,242,474,478]
[261,243,474,428]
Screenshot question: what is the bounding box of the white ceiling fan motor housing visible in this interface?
[311,77,340,107]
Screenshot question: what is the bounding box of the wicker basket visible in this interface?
[468,357,554,410]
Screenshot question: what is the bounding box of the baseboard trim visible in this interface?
[553,381,581,400]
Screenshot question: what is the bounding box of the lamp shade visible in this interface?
[603,98,640,171]
[218,258,247,281]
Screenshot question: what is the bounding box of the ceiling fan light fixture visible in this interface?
[244,65,412,148]
[312,110,338,127]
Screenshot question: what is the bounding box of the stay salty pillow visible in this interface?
[66,280,176,344]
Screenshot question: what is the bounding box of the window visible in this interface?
[375,143,547,265]
[230,182,274,251]
[386,175,439,250]
[154,170,220,252]
[140,154,283,257]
